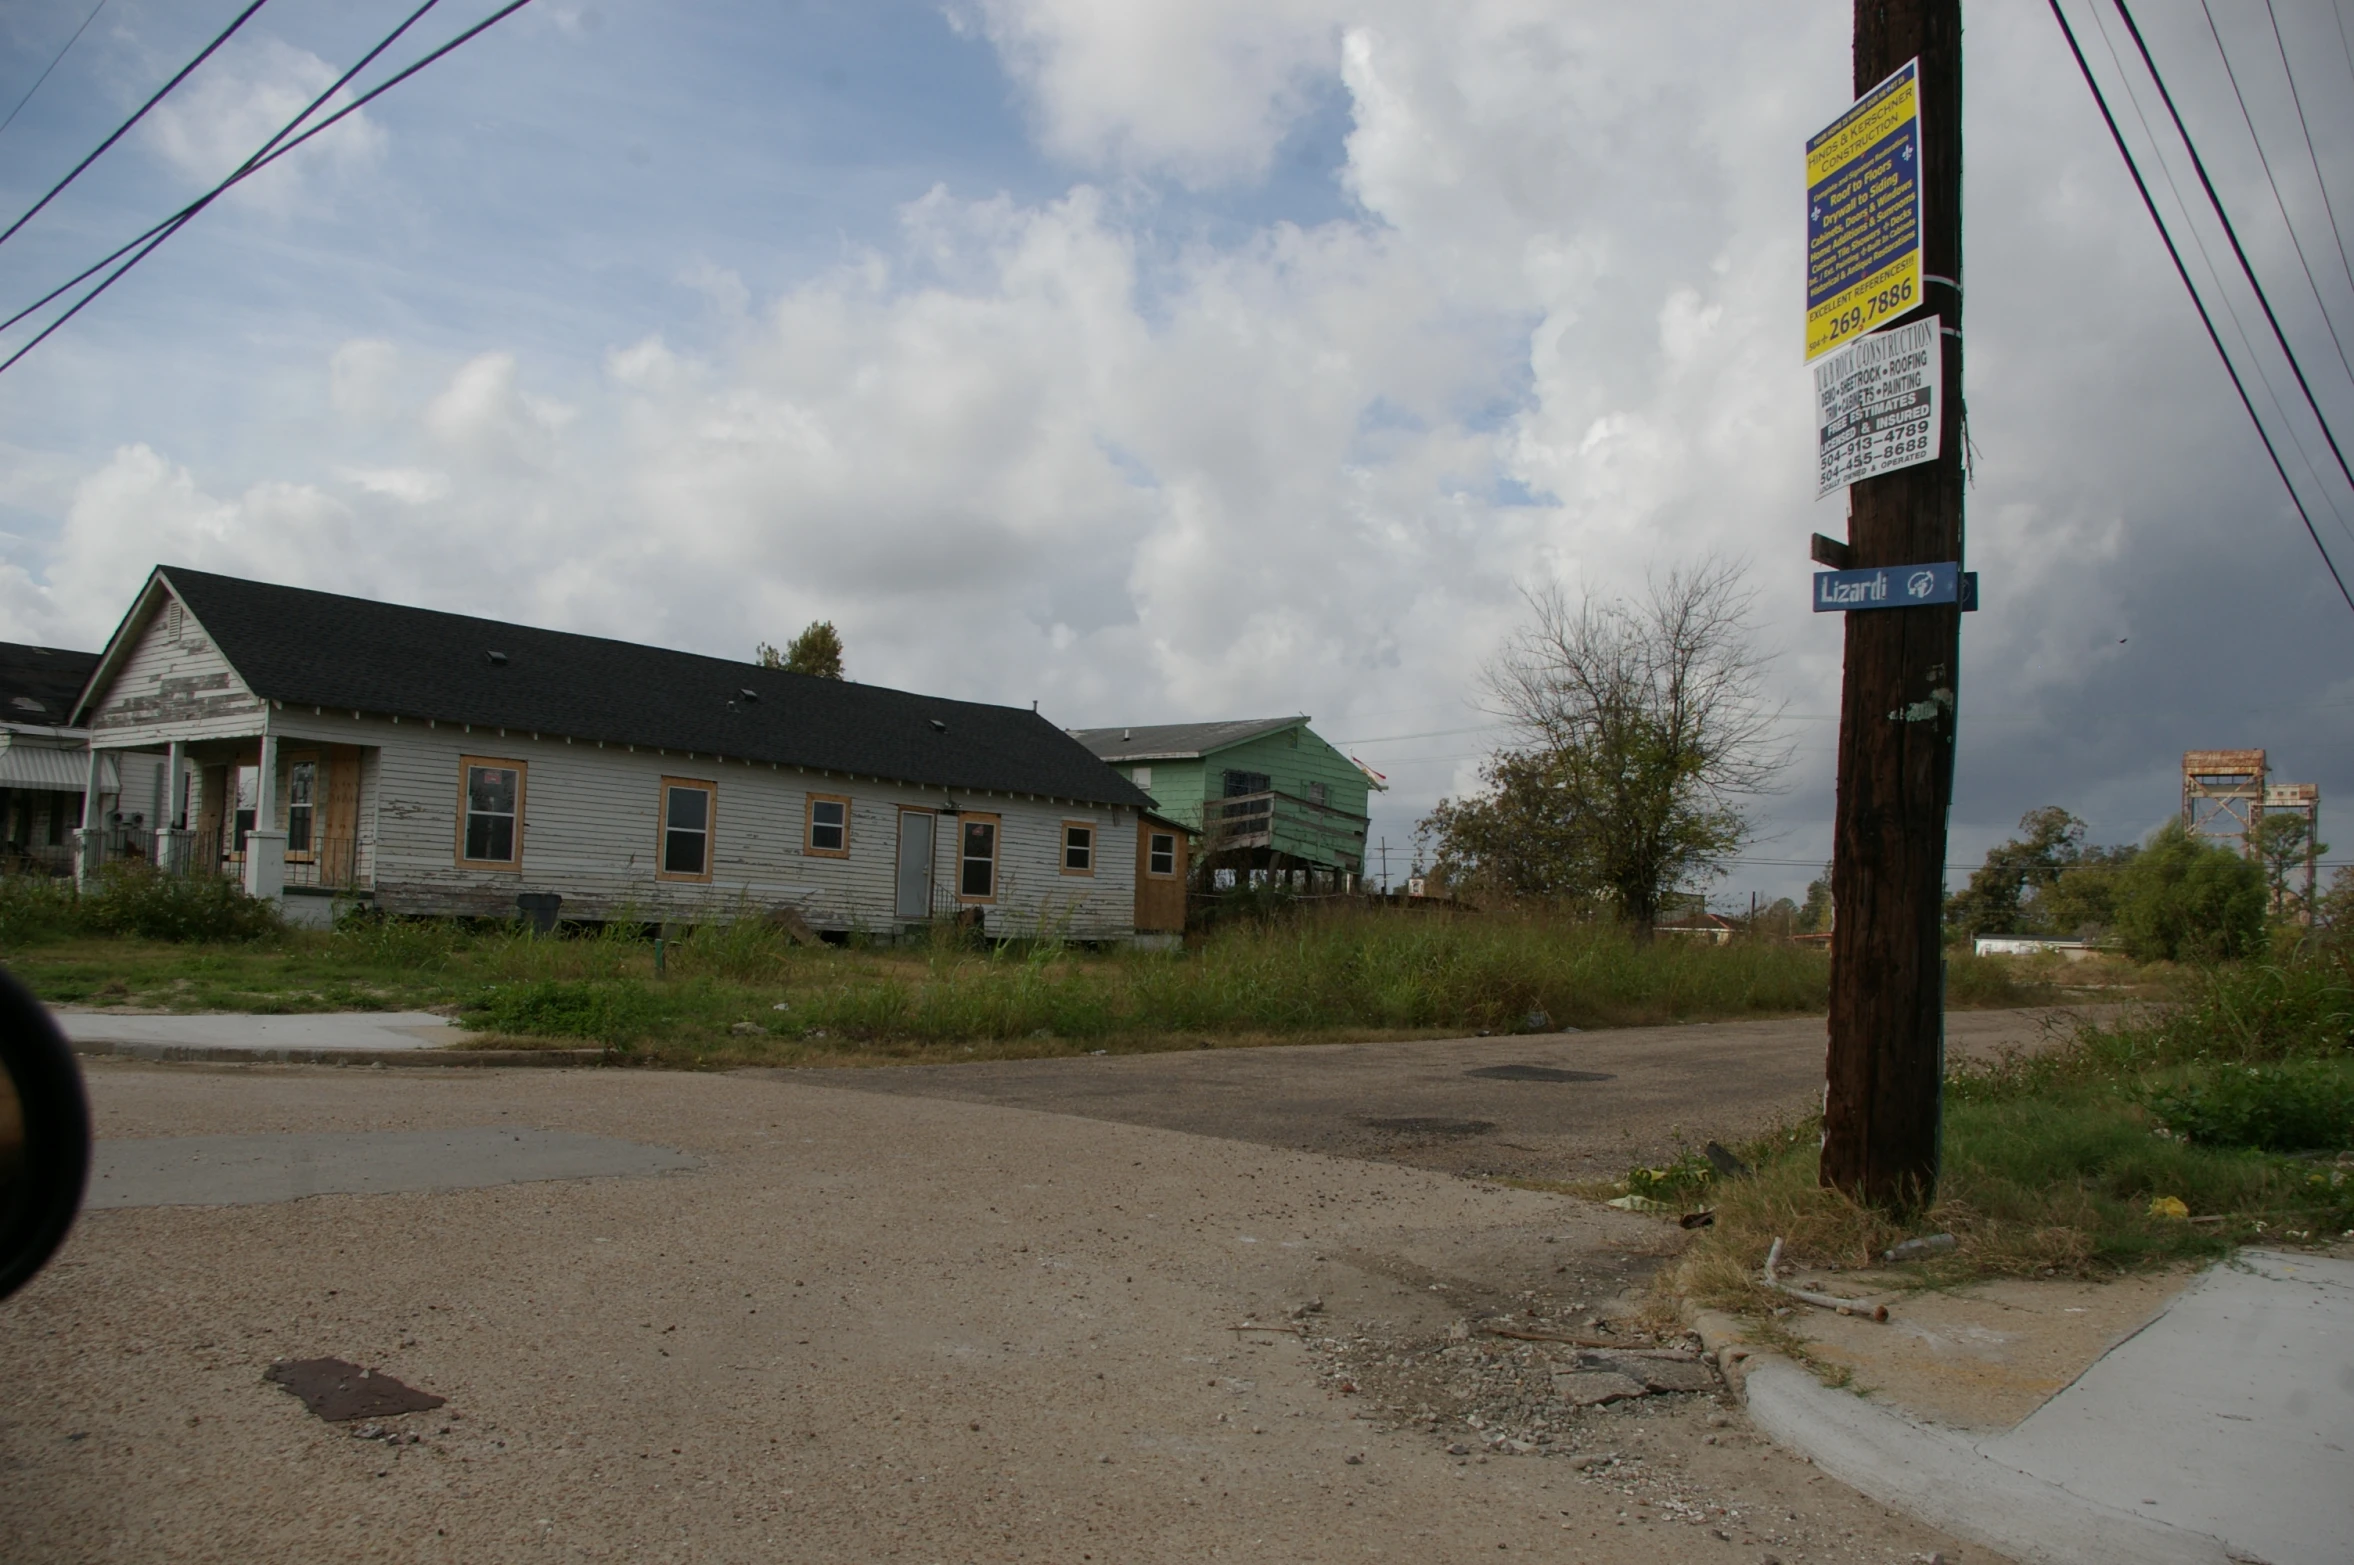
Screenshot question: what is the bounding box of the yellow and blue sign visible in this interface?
[1805,59,1922,362]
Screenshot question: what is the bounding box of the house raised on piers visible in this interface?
[68,567,1188,940]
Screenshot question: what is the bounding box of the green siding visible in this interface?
[1114,723,1372,870]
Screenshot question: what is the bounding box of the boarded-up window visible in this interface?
[659,779,716,881]
[959,815,999,902]
[1148,831,1178,877]
[458,758,525,869]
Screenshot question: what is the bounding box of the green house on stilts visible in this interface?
[1069,718,1381,888]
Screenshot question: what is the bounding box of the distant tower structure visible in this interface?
[2182,751,2322,919]
[2260,781,2322,918]
[2181,750,2267,852]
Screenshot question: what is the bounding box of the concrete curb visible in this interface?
[1690,1313,2234,1565]
[70,1040,610,1069]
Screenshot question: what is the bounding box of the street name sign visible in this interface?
[1815,317,1941,495]
[1805,58,1922,363]
[1813,561,1959,612]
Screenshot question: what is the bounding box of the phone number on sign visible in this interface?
[1818,274,1916,349]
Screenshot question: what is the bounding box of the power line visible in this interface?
[2199,0,2354,405]
[0,0,536,380]
[2049,0,2354,614]
[2114,2,2354,499]
[2089,2,2354,553]
[2261,0,2354,320]
[0,0,111,143]
[0,0,271,252]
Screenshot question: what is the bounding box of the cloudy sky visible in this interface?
[0,0,2348,900]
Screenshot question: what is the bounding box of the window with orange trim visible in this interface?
[658,777,716,882]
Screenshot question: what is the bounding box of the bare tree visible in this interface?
[1433,560,1786,935]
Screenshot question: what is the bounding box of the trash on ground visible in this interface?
[1882,1233,1956,1261]
[265,1358,446,1422]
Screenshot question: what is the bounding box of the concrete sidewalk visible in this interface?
[1721,1248,2354,1565]
[51,1009,600,1066]
[56,1010,456,1053]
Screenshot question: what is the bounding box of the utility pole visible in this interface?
[1822,0,1964,1211]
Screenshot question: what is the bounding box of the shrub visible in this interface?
[0,865,283,946]
[80,865,284,942]
[0,873,84,946]
[2140,1061,2354,1152]
[2110,823,2266,963]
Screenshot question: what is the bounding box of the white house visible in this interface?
[70,567,1172,940]
[0,640,164,876]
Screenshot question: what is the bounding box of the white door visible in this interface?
[895,811,935,919]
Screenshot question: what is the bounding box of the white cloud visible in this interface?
[336,467,450,505]
[950,0,1343,185]
[8,0,2348,898]
[140,36,385,214]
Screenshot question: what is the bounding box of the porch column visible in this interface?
[160,740,190,874]
[243,731,285,903]
[72,744,103,887]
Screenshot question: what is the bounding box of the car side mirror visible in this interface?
[0,964,89,1301]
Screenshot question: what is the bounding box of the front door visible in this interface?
[895,810,935,920]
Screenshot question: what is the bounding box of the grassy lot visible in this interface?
[0,871,2109,1065]
[1647,951,2354,1314]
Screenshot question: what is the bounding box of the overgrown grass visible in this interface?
[1664,950,2354,1315]
[1,896,2120,1062]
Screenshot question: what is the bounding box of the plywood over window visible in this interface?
[457,756,526,871]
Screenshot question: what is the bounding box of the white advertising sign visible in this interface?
[1814,317,1941,497]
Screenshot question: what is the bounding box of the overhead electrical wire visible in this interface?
[2262,0,2354,312]
[2113,2,2354,500]
[0,0,112,143]
[2046,0,2354,614]
[2088,2,2354,552]
[0,0,271,251]
[0,0,537,380]
[2199,0,2354,403]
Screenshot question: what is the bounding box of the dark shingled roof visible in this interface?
[137,568,1151,809]
[0,640,100,726]
[1070,717,1303,763]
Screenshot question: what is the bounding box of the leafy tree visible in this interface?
[1797,874,1834,934]
[1943,806,2087,938]
[1419,562,1785,933]
[2030,844,2136,940]
[2315,865,2354,948]
[2252,812,2327,917]
[757,620,845,679]
[2110,822,2267,962]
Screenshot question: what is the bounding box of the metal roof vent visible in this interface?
[486,650,508,666]
[929,719,948,734]
[1122,728,1131,741]
[740,688,758,702]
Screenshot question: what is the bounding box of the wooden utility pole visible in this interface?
[1822,0,1964,1211]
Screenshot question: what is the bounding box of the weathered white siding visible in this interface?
[262,713,1142,937]
[84,593,264,745]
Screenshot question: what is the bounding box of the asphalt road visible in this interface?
[0,1023,2030,1563]
[786,1006,2088,1182]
